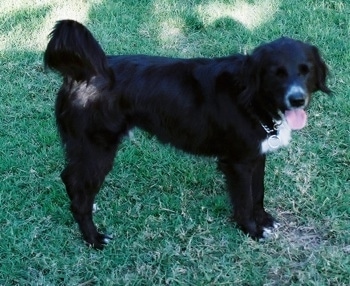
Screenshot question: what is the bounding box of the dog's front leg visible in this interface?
[218,157,265,239]
[252,155,278,235]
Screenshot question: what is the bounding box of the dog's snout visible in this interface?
[288,92,306,108]
[286,85,306,108]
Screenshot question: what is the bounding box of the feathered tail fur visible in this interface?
[44,20,112,82]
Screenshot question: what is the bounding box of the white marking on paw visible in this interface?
[103,237,112,244]
[273,222,281,229]
[261,222,281,240]
[263,227,273,238]
[128,130,135,140]
[92,203,99,213]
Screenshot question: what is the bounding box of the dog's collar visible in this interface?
[260,119,282,135]
[260,119,283,149]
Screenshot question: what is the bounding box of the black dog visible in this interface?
[44,20,330,249]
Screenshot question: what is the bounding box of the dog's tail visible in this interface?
[44,20,112,82]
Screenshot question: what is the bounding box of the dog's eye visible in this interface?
[298,64,310,75]
[275,67,288,78]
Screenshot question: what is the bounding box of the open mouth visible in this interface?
[284,108,307,130]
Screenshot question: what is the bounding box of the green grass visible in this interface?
[1,0,349,285]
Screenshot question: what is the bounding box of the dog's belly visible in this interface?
[133,118,260,160]
[138,124,217,155]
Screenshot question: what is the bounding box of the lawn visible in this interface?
[0,0,349,285]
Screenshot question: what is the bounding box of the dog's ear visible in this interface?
[311,46,331,94]
[238,49,266,107]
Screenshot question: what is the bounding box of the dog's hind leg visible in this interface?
[61,136,119,249]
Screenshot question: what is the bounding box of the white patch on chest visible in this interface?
[260,119,292,154]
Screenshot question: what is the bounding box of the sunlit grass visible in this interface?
[197,0,280,30]
[0,0,101,52]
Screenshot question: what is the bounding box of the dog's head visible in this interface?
[243,37,331,129]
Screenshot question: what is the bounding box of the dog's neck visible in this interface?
[260,118,282,136]
[260,118,291,153]
[254,107,292,153]
[251,102,282,134]
[249,103,292,154]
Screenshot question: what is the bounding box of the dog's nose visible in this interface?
[287,92,306,108]
[286,85,306,108]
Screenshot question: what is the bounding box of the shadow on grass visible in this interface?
[86,0,281,56]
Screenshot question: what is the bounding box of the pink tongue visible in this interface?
[285,109,307,130]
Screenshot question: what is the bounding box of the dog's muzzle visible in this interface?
[285,85,308,109]
[287,91,306,108]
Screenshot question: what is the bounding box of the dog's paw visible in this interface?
[240,219,279,241]
[85,233,113,250]
[253,210,280,239]
[235,211,279,240]
[237,220,265,240]
[262,222,278,237]
[261,221,280,240]
[255,210,276,227]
